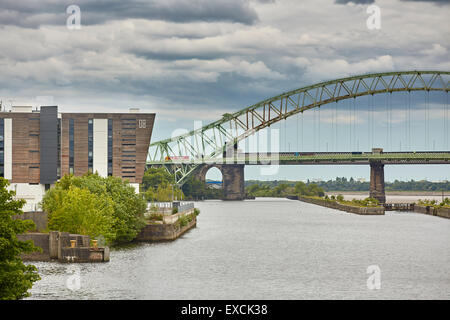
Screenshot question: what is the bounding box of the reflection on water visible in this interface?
[26,198,450,300]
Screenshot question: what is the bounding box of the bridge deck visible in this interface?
[148,152,450,166]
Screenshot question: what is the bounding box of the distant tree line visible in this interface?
[142,168,222,201]
[246,177,450,192]
[246,181,324,198]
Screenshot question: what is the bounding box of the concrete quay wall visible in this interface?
[17,231,109,263]
[298,196,385,215]
[136,216,197,242]
[414,205,450,219]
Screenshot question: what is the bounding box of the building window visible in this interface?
[108,118,113,176]
[69,118,74,174]
[88,119,93,173]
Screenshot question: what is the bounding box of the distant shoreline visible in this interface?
[326,191,449,196]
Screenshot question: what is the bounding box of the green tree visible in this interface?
[142,167,174,191]
[105,176,147,243]
[42,173,147,245]
[0,178,40,300]
[47,186,116,244]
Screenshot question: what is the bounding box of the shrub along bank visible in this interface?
[41,173,147,245]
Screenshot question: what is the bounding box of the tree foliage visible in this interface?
[245,177,450,192]
[246,181,324,198]
[181,177,223,200]
[42,173,147,245]
[0,178,40,300]
[142,168,184,202]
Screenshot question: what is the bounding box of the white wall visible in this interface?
[93,119,108,177]
[8,183,46,212]
[130,183,140,194]
[4,118,12,180]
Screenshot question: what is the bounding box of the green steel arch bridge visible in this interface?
[147,70,450,201]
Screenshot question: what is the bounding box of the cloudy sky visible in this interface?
[0,0,449,181]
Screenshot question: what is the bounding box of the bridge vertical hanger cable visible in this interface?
[367,95,370,151]
[301,111,304,151]
[296,111,299,151]
[335,101,338,151]
[313,108,316,151]
[285,114,287,151]
[349,98,352,151]
[331,104,334,151]
[446,91,449,150]
[425,90,428,150]
[389,93,392,152]
[409,91,411,150]
[371,94,374,149]
[404,92,407,152]
[354,97,357,151]
[370,94,373,149]
[386,93,389,151]
[318,106,321,152]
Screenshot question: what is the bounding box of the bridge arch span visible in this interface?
[148,70,449,185]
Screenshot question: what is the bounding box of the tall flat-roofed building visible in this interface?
[0,106,155,211]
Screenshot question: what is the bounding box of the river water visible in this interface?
[26,198,449,300]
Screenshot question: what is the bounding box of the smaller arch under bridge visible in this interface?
[147,70,450,202]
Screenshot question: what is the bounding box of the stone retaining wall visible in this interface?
[12,211,48,232]
[136,216,197,241]
[298,196,385,215]
[17,231,109,262]
[414,205,450,219]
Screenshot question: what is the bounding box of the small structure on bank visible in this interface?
[18,231,110,263]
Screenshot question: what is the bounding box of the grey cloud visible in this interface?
[0,0,259,28]
[335,0,449,4]
[335,0,374,4]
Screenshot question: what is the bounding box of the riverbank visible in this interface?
[414,205,450,219]
[136,201,198,241]
[136,215,197,241]
[297,196,385,215]
[326,191,449,196]
[18,231,110,263]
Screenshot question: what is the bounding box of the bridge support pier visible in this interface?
[369,162,386,204]
[221,164,245,201]
[194,164,245,200]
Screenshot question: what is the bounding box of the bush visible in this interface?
[148,213,163,221]
[42,173,147,245]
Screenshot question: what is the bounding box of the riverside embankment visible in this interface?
[296,196,385,215]
[414,205,450,219]
[296,195,449,219]
[136,202,198,241]
[14,202,198,263]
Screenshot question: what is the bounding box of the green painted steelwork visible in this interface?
[148,71,450,184]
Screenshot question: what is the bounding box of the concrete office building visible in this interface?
[0,106,155,211]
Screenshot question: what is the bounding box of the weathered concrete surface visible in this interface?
[298,196,385,215]
[12,211,48,232]
[136,216,197,241]
[17,231,109,262]
[17,233,50,261]
[195,164,245,200]
[414,205,450,219]
[369,161,386,204]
